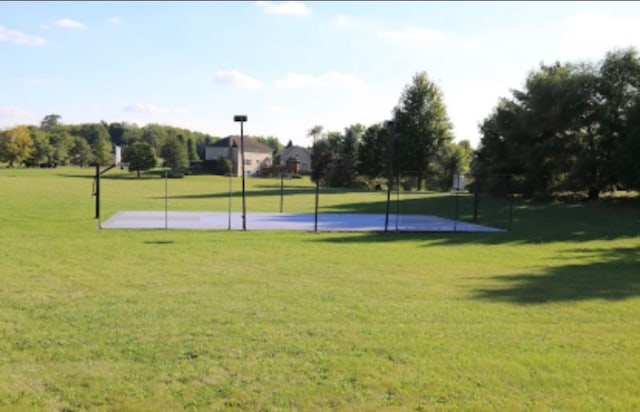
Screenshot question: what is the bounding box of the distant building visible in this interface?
[204,136,273,176]
[280,145,311,174]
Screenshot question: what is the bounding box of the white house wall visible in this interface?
[205,146,271,176]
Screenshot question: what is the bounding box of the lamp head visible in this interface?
[234,115,248,122]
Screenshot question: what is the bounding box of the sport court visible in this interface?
[100,211,503,233]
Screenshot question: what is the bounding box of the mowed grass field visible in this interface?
[1,167,639,411]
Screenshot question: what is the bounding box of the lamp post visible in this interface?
[234,115,248,231]
[383,119,396,233]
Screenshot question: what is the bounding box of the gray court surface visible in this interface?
[100,211,503,233]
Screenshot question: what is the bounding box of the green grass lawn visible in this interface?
[1,167,639,411]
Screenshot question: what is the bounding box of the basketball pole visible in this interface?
[94,163,100,220]
[93,146,121,225]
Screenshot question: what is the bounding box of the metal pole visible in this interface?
[395,173,400,232]
[384,121,395,233]
[314,180,319,233]
[164,170,168,230]
[228,137,232,231]
[473,174,480,223]
[95,163,100,219]
[507,176,514,232]
[454,188,459,232]
[240,122,246,231]
[280,173,284,213]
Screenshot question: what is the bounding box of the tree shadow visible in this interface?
[472,246,640,304]
[57,171,163,180]
[305,197,640,245]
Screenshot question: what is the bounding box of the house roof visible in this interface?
[281,146,310,159]
[207,136,273,153]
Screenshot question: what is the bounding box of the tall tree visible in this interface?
[476,49,640,198]
[122,141,156,177]
[331,124,364,187]
[92,135,113,165]
[26,126,54,166]
[357,123,389,178]
[40,114,62,131]
[160,135,189,171]
[308,125,324,145]
[590,48,640,198]
[394,72,454,190]
[0,125,34,167]
[69,136,93,167]
[617,97,640,189]
[310,138,334,185]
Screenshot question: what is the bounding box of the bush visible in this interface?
[167,170,185,178]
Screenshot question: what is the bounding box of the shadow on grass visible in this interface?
[473,246,640,303]
[305,197,640,245]
[58,170,171,180]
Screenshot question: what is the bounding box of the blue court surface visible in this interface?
[100,211,503,233]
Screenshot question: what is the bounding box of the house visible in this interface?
[204,136,273,177]
[280,145,311,174]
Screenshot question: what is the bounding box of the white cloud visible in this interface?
[561,11,640,61]
[378,27,444,43]
[256,1,311,16]
[274,71,366,90]
[55,18,87,29]
[0,26,46,46]
[109,17,123,25]
[214,70,264,91]
[125,103,190,116]
[332,14,364,29]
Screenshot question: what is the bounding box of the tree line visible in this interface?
[0,114,219,170]
[309,71,472,192]
[309,47,640,199]
[475,48,640,199]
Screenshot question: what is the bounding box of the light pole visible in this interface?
[234,115,248,231]
[384,119,396,233]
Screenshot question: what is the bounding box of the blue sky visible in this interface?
[1,1,640,148]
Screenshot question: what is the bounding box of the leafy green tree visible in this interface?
[329,124,363,187]
[589,48,640,198]
[357,123,389,178]
[92,135,113,165]
[108,122,127,146]
[427,140,474,191]
[310,138,334,185]
[40,114,61,131]
[49,129,75,165]
[254,136,284,157]
[394,72,454,190]
[186,138,198,161]
[160,136,189,171]
[477,49,640,199]
[122,141,156,177]
[617,97,640,190]
[0,125,34,167]
[26,126,54,166]
[69,136,94,167]
[141,124,169,153]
